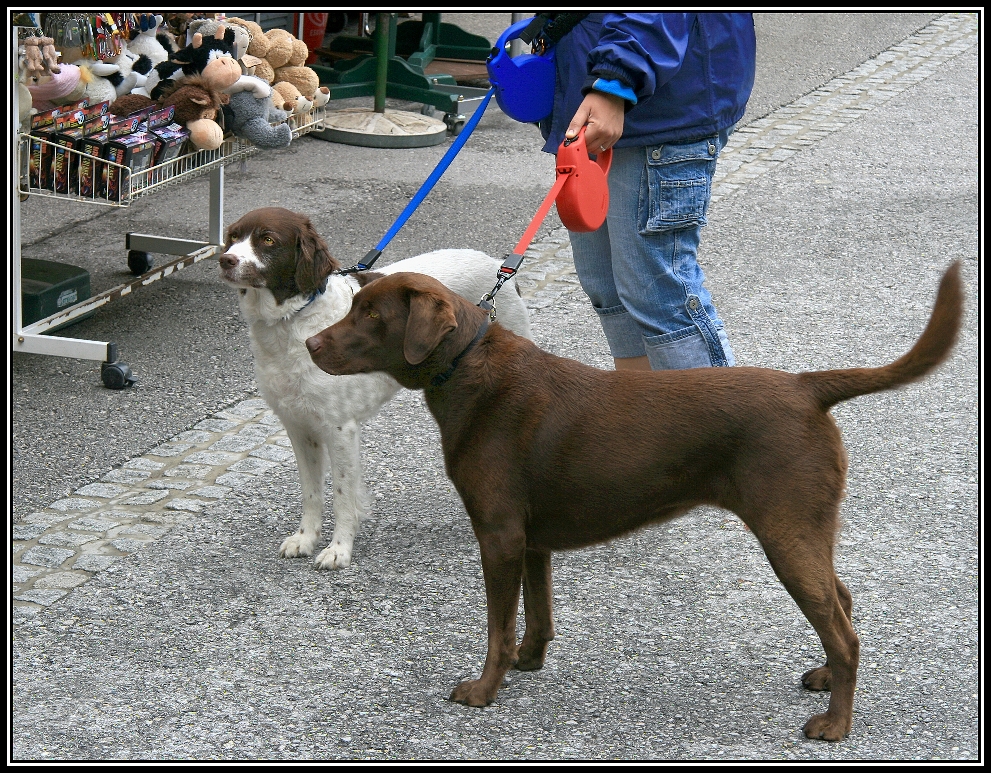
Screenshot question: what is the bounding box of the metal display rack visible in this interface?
[11,28,329,388]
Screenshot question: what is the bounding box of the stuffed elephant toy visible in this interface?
[222,75,292,149]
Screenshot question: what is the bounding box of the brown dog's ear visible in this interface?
[403,291,458,365]
[295,220,340,295]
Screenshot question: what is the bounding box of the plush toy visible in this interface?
[189,18,250,63]
[264,28,295,69]
[108,92,155,117]
[146,24,240,100]
[126,13,176,96]
[265,28,326,111]
[27,62,117,111]
[158,75,229,151]
[20,35,61,81]
[69,60,122,106]
[271,81,312,115]
[225,17,276,83]
[222,74,292,149]
[26,64,82,111]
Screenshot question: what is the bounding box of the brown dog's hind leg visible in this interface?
[751,520,860,742]
[517,547,555,670]
[801,575,854,691]
[450,533,526,707]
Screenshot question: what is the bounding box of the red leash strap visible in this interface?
[478,166,574,318]
[513,166,573,255]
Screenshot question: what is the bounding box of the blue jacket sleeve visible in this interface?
[583,13,692,102]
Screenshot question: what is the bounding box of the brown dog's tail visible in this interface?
[800,261,964,411]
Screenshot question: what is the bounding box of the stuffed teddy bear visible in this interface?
[272,81,314,115]
[222,74,292,149]
[258,27,327,111]
[263,28,296,69]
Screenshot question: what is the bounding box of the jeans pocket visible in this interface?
[639,138,718,234]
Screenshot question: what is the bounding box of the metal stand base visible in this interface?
[310,107,447,148]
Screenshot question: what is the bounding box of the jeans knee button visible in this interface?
[651,148,661,160]
[708,143,716,155]
[688,297,700,311]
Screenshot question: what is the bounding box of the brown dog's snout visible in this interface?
[304,334,323,356]
[218,253,239,271]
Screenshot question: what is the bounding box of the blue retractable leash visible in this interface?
[336,88,495,275]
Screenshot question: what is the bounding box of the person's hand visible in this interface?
[565,91,625,152]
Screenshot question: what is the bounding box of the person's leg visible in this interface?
[605,141,735,370]
[570,221,648,367]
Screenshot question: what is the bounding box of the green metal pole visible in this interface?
[374,13,389,113]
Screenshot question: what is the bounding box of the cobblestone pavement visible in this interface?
[11,13,978,620]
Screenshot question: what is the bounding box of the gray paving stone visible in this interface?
[67,516,124,532]
[210,435,263,453]
[38,531,99,548]
[124,458,165,471]
[110,538,150,553]
[249,444,295,463]
[34,572,90,589]
[19,546,76,568]
[120,524,172,538]
[215,472,262,487]
[239,423,282,439]
[48,498,98,513]
[193,485,231,499]
[13,589,68,606]
[171,430,214,444]
[100,469,151,485]
[147,443,196,458]
[73,483,129,499]
[165,499,205,513]
[12,565,43,583]
[72,554,119,572]
[195,418,240,432]
[146,479,195,490]
[184,450,239,466]
[121,490,170,506]
[227,457,279,475]
[164,464,212,479]
[12,524,47,541]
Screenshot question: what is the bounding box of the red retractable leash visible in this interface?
[479,126,612,316]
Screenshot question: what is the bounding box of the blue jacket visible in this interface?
[539,13,756,152]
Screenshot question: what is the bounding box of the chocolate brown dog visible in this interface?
[304,262,963,742]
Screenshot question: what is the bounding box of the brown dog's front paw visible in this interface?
[802,665,832,691]
[803,711,851,742]
[449,679,496,707]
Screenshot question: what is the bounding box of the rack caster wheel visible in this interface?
[101,360,137,390]
[444,115,466,136]
[128,250,153,275]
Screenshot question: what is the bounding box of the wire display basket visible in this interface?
[18,105,328,207]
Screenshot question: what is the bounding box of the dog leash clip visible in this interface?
[478,293,497,322]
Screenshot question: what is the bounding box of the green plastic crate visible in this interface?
[20,258,93,330]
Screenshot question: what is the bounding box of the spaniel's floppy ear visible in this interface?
[295,219,340,295]
[403,290,458,366]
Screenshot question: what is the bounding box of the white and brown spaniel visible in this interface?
[218,207,531,569]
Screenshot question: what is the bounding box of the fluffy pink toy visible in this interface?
[27,64,82,111]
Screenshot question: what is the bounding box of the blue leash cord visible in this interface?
[338,88,495,274]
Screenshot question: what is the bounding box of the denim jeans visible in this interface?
[569,132,734,369]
